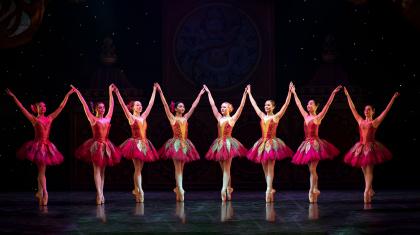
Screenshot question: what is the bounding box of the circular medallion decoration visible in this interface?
[174,4,261,90]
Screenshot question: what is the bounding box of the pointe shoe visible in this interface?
[96,195,102,205]
[179,188,185,202]
[369,189,375,199]
[139,190,144,203]
[40,193,48,206]
[101,195,105,204]
[173,187,180,201]
[270,189,276,202]
[312,189,320,203]
[221,190,227,202]
[227,187,233,201]
[364,191,371,204]
[35,191,43,204]
[132,189,144,203]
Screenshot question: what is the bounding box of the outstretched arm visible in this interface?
[184,88,205,120]
[343,87,363,123]
[291,85,308,118]
[373,92,399,127]
[70,85,96,124]
[155,83,175,122]
[105,84,115,119]
[274,82,293,121]
[231,86,248,122]
[5,88,36,123]
[114,85,133,123]
[49,88,75,120]
[141,84,157,119]
[317,85,342,121]
[203,85,222,120]
[247,85,264,119]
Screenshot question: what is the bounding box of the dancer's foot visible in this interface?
[179,188,185,202]
[96,194,102,205]
[312,189,320,203]
[40,192,48,206]
[364,190,371,204]
[173,187,180,201]
[35,191,43,205]
[227,187,233,201]
[221,190,227,202]
[139,190,144,203]
[265,190,271,203]
[270,189,276,202]
[101,195,105,204]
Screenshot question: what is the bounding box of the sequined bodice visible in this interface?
[218,121,233,138]
[261,119,278,139]
[131,118,147,140]
[33,118,52,142]
[304,119,319,139]
[359,120,376,144]
[172,119,188,139]
[92,119,110,142]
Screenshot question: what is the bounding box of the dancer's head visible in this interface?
[31,102,46,116]
[93,102,106,117]
[306,100,319,114]
[221,102,234,116]
[127,101,142,114]
[264,100,276,114]
[364,105,375,119]
[171,101,185,115]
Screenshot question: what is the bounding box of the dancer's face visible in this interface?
[220,103,230,116]
[37,102,46,115]
[133,101,142,113]
[264,101,275,113]
[96,103,106,116]
[176,103,185,114]
[364,105,374,119]
[306,100,317,113]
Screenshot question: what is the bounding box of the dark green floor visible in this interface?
[1,191,419,234]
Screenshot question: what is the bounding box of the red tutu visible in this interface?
[292,138,340,165]
[205,137,247,161]
[17,140,64,166]
[120,138,159,162]
[75,139,122,167]
[344,141,392,167]
[247,137,293,163]
[158,138,200,162]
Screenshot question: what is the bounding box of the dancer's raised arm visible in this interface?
[105,84,116,119]
[231,86,248,122]
[184,87,205,120]
[141,84,157,119]
[71,85,95,124]
[373,92,399,127]
[156,83,175,122]
[343,87,363,123]
[317,85,342,121]
[5,88,36,123]
[49,88,75,120]
[113,85,134,123]
[203,85,222,120]
[274,82,293,121]
[247,85,264,119]
[291,85,308,118]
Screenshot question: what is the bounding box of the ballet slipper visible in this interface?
[312,189,320,203]
[270,189,276,202]
[96,194,102,205]
[35,191,43,204]
[179,188,185,202]
[139,190,144,203]
[101,195,105,204]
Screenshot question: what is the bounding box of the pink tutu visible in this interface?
[247,137,293,163]
[158,138,200,162]
[75,139,122,167]
[344,141,392,167]
[17,140,64,166]
[205,137,247,161]
[292,138,340,165]
[120,138,159,162]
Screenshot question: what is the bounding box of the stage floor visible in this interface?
[1,190,419,234]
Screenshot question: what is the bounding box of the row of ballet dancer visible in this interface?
[5,82,399,206]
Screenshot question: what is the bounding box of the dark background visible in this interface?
[0,0,419,192]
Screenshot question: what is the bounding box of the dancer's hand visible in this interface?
[246,85,251,94]
[290,83,296,94]
[199,87,206,96]
[203,85,210,93]
[289,82,294,92]
[155,83,162,92]
[393,92,400,99]
[343,87,349,96]
[153,83,158,90]
[333,85,342,94]
[5,88,15,97]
